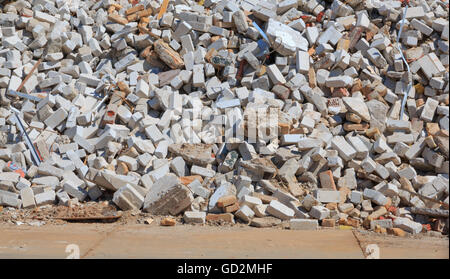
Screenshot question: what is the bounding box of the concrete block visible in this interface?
[315,189,341,203]
[183,211,206,224]
[309,205,330,220]
[235,204,255,222]
[113,184,145,211]
[34,190,56,206]
[393,217,422,234]
[143,174,193,215]
[266,200,295,220]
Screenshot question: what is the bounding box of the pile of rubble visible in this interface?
[0,0,448,236]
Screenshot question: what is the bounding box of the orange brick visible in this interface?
[217,195,237,208]
[252,192,277,204]
[322,218,336,227]
[206,213,234,223]
[289,127,308,134]
[343,123,369,131]
[223,203,240,213]
[179,175,203,185]
[346,218,360,228]
[160,217,176,226]
[279,123,290,135]
[332,87,350,97]
[387,228,406,237]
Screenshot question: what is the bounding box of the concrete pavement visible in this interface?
[0,223,447,259]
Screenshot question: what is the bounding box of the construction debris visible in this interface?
[0,0,448,237]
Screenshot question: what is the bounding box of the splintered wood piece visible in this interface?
[157,0,169,20]
[17,58,42,92]
[127,13,138,22]
[134,8,152,18]
[126,4,144,16]
[108,13,128,25]
[153,39,184,69]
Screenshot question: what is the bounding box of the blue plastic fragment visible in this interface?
[252,21,270,44]
[254,39,270,58]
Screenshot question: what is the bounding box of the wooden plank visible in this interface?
[108,13,128,25]
[16,58,42,92]
[408,207,449,218]
[125,4,144,16]
[157,0,169,20]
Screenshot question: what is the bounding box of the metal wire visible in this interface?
[396,4,412,120]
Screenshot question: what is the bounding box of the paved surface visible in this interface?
[0,223,447,259]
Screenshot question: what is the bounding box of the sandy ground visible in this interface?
[0,222,447,259]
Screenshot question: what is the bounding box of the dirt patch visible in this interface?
[0,202,120,225]
[354,229,449,259]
